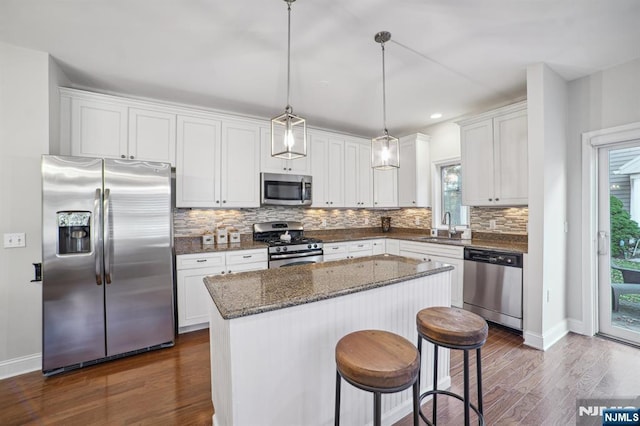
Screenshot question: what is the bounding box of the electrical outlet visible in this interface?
[321,218,327,228]
[364,217,369,225]
[4,233,26,248]
[415,217,420,226]
[489,220,496,230]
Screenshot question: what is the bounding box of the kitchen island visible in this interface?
[204,255,453,426]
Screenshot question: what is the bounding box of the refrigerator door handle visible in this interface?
[94,188,103,285]
[104,188,112,284]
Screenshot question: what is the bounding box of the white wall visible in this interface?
[567,57,640,330]
[0,42,51,378]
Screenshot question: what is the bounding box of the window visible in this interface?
[433,159,469,228]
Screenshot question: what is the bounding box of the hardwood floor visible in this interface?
[0,330,213,425]
[1,325,638,425]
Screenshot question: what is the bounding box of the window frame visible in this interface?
[431,157,469,229]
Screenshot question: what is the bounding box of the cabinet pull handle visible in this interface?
[242,255,252,258]
[216,200,220,204]
[332,247,339,250]
[129,155,134,159]
[495,198,499,201]
[196,259,207,263]
[223,200,227,203]
[488,198,493,201]
[120,155,126,159]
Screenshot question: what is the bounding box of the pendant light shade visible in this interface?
[271,0,307,159]
[371,31,399,170]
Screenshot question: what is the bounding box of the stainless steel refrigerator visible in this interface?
[41,155,175,375]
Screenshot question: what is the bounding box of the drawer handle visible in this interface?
[242,255,252,258]
[332,247,339,250]
[196,259,207,263]
[357,245,364,248]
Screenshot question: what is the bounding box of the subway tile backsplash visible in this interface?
[174,206,528,237]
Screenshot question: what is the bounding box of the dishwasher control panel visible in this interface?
[463,248,523,268]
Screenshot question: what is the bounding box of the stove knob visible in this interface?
[313,244,318,248]
[276,247,281,252]
[308,244,312,249]
[283,247,288,252]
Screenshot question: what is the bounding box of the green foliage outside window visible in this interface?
[610,195,640,258]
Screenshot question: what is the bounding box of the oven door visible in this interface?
[269,251,323,268]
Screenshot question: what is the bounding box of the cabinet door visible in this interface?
[260,127,287,173]
[286,154,311,175]
[71,98,128,159]
[430,255,463,308]
[493,110,528,205]
[371,239,385,255]
[310,132,329,207]
[358,143,373,207]
[398,139,417,207]
[221,121,260,207]
[327,137,345,207]
[386,239,400,255]
[177,266,224,331]
[176,115,221,207]
[323,242,348,261]
[373,168,398,208]
[344,141,359,207]
[128,108,176,165]
[461,119,495,206]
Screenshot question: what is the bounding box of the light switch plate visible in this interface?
[4,233,26,248]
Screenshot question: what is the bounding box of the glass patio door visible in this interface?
[597,143,640,345]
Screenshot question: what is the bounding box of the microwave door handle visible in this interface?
[301,178,305,204]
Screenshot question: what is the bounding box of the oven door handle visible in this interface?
[270,250,323,260]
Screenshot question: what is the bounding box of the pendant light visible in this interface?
[371,31,399,170]
[271,0,307,159]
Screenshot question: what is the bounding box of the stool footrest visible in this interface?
[418,389,485,426]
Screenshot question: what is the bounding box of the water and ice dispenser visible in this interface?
[57,212,92,254]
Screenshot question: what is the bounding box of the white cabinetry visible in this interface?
[459,101,528,206]
[398,241,464,308]
[176,115,260,208]
[398,133,430,207]
[260,128,310,174]
[310,131,345,208]
[344,140,373,208]
[322,242,349,261]
[373,168,398,208]
[64,89,177,165]
[176,249,268,333]
[323,239,385,261]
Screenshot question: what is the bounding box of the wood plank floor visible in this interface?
[1,325,638,425]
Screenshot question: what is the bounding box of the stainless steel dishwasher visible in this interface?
[463,247,523,331]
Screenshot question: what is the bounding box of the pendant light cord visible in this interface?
[381,41,388,135]
[286,0,292,113]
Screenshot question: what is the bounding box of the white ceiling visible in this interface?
[1,0,640,137]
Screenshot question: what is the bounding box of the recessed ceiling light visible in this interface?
[430,113,443,119]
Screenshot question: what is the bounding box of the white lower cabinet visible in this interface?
[398,241,464,308]
[323,239,385,261]
[176,249,268,333]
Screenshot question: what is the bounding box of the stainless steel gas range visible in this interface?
[253,221,323,268]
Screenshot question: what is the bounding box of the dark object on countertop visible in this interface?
[381,217,391,232]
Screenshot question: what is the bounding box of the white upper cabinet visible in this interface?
[176,115,260,208]
[373,168,398,208]
[128,108,176,165]
[71,97,128,159]
[260,128,310,175]
[344,139,373,208]
[310,130,345,208]
[220,120,260,208]
[398,133,431,208]
[65,89,177,166]
[459,101,528,206]
[176,115,221,208]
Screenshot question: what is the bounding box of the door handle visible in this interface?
[94,188,103,285]
[301,179,306,204]
[104,188,112,284]
[598,231,608,255]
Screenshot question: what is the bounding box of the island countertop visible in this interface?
[203,254,453,319]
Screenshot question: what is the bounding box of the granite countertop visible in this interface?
[305,228,528,253]
[174,236,268,255]
[204,254,453,319]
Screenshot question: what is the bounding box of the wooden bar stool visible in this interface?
[416,307,488,426]
[335,330,420,426]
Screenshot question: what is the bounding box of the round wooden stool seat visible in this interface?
[417,307,488,349]
[335,330,419,390]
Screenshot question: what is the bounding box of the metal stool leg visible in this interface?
[335,371,341,426]
[463,350,470,426]
[412,378,420,426]
[476,348,483,423]
[433,343,438,425]
[374,392,382,426]
[417,336,422,390]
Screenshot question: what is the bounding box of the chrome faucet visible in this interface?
[442,211,455,238]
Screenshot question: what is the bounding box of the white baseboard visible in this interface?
[524,319,570,351]
[567,318,587,335]
[0,353,41,379]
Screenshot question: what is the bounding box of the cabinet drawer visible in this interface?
[176,253,226,270]
[348,241,373,252]
[227,261,268,274]
[226,249,268,265]
[324,243,347,254]
[399,241,463,259]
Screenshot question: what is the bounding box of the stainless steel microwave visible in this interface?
[261,173,312,206]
